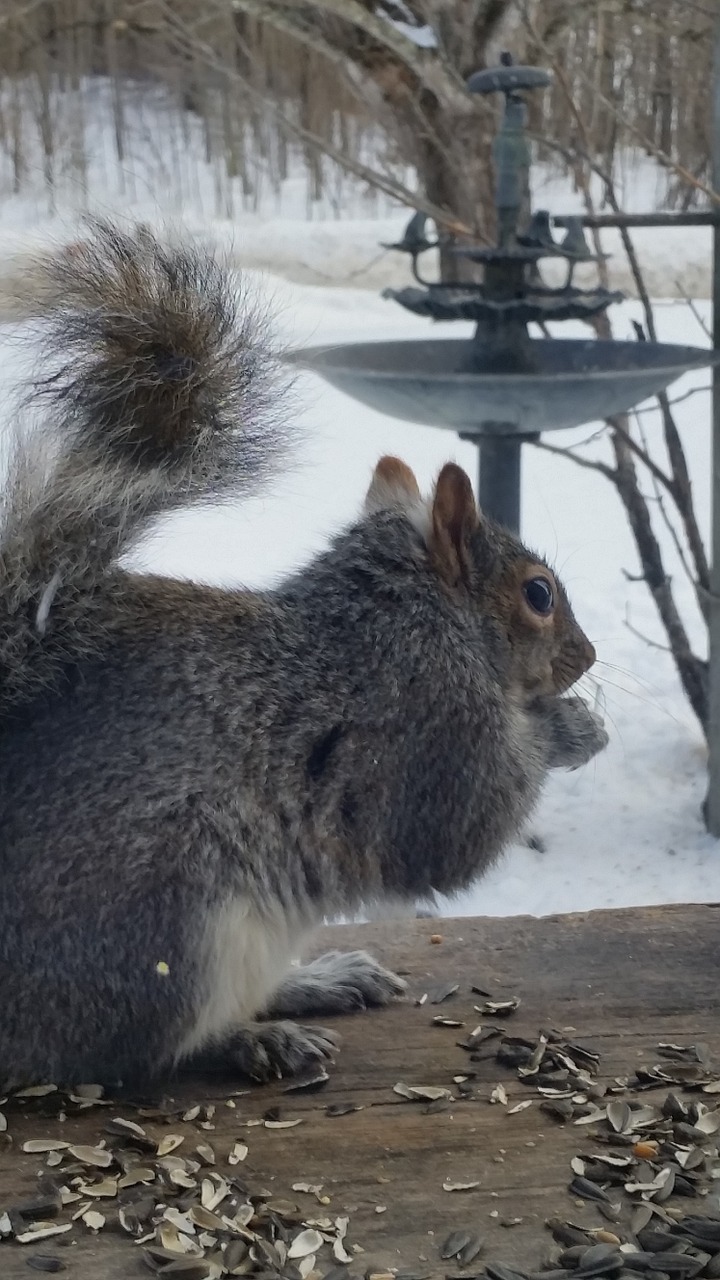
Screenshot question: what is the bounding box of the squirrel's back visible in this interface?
[0,219,290,715]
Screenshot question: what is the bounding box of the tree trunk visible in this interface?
[652,31,673,155]
[414,94,494,280]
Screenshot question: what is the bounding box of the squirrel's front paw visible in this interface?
[534,695,609,769]
[265,951,408,1018]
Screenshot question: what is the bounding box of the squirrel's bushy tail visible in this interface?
[0,219,290,713]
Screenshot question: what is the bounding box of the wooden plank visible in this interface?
[1,905,720,1279]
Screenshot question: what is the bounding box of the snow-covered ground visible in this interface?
[1,91,719,920]
[0,78,712,299]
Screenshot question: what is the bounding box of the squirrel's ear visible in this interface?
[364,455,422,515]
[430,463,480,586]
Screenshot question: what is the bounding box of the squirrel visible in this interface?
[0,220,608,1090]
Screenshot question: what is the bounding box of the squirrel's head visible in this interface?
[365,456,596,698]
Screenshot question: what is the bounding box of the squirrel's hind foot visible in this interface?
[193,1021,338,1083]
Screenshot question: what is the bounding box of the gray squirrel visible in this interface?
[0,221,608,1090]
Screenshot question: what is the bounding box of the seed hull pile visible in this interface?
[0,1086,360,1279]
[1,977,720,1280]
[426,990,720,1280]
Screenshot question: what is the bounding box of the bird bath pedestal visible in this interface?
[290,57,720,534]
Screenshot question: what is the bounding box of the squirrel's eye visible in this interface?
[523,576,554,615]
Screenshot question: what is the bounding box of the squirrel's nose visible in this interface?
[583,637,597,670]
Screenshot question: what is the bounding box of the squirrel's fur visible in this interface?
[0,222,607,1090]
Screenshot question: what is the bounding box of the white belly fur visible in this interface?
[177,897,310,1060]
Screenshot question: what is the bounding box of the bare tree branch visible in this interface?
[161,2,475,234]
[522,2,711,728]
[521,0,720,207]
[230,0,367,92]
[610,421,675,494]
[673,287,712,342]
[242,0,472,111]
[624,610,672,655]
[609,422,707,727]
[532,439,617,481]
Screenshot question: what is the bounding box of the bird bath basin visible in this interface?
[291,337,714,435]
[291,336,719,532]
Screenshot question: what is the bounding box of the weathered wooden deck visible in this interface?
[1,905,719,1279]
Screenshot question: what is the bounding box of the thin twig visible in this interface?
[652,487,698,593]
[532,439,616,480]
[611,419,675,493]
[624,612,672,654]
[633,404,699,598]
[632,384,711,416]
[672,283,712,342]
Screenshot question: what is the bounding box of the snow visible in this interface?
[1,93,719,921]
[0,79,711,300]
[378,5,438,49]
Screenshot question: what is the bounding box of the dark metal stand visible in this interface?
[460,432,539,533]
[478,437,522,532]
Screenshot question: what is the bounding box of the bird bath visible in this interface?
[290,56,720,534]
[293,337,715,532]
